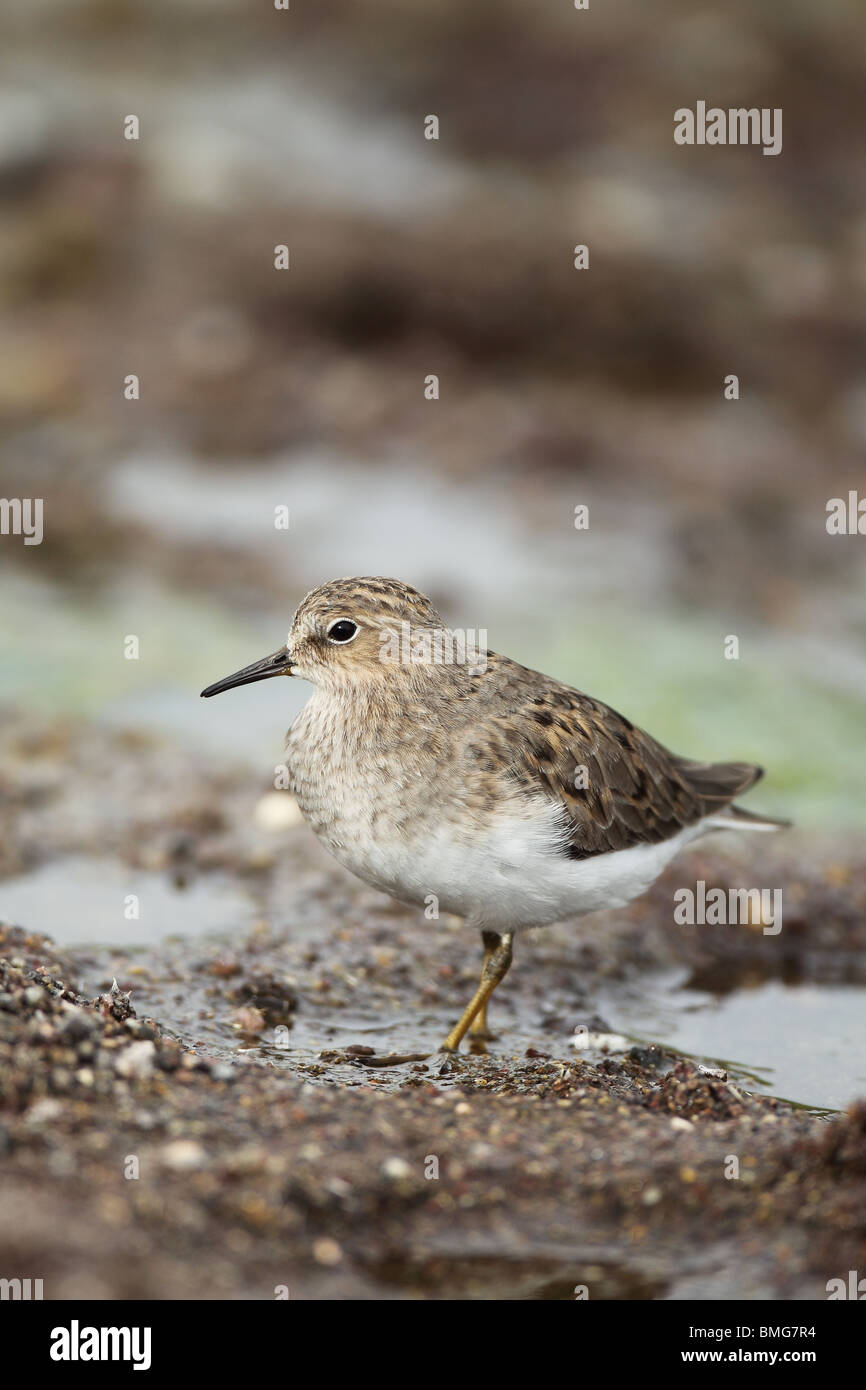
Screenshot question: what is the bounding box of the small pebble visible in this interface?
[26,1098,64,1126]
[382,1156,411,1179]
[161,1140,206,1171]
[115,1041,156,1080]
[312,1237,343,1267]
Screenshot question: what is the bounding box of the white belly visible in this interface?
[318,795,709,932]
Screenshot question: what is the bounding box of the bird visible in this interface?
[201,576,787,1058]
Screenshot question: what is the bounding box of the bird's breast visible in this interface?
[285,695,436,873]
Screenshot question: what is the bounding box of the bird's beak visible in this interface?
[200,647,294,698]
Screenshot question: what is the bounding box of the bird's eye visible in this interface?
[327,619,359,644]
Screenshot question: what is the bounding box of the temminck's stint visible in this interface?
[202,577,787,1057]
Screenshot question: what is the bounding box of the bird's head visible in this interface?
[200,576,448,699]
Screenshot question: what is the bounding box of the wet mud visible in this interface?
[0,713,864,1299]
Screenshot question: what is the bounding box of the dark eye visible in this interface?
[327,619,358,644]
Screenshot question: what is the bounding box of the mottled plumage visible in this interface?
[202,576,787,1054]
[469,658,764,858]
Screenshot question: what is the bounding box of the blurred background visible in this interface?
[1,0,865,826]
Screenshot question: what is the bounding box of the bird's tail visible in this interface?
[705,803,792,832]
[673,758,790,832]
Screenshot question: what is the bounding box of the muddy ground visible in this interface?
[0,711,864,1301]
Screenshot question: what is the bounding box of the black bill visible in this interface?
[201,647,293,698]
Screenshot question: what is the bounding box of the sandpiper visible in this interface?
[202,577,786,1055]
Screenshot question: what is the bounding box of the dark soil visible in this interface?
[0,714,864,1300]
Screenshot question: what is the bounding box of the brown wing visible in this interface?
[466,658,762,859]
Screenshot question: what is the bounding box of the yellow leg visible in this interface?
[441,932,513,1054]
[469,931,501,1051]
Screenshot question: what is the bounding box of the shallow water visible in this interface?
[0,856,257,947]
[124,955,866,1111]
[599,973,866,1113]
[13,857,859,1112]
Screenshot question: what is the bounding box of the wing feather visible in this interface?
[460,657,764,859]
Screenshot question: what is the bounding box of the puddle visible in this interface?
[2,55,472,217]
[0,857,257,948]
[598,971,866,1113]
[358,1249,667,1301]
[1,855,863,1111]
[61,928,865,1112]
